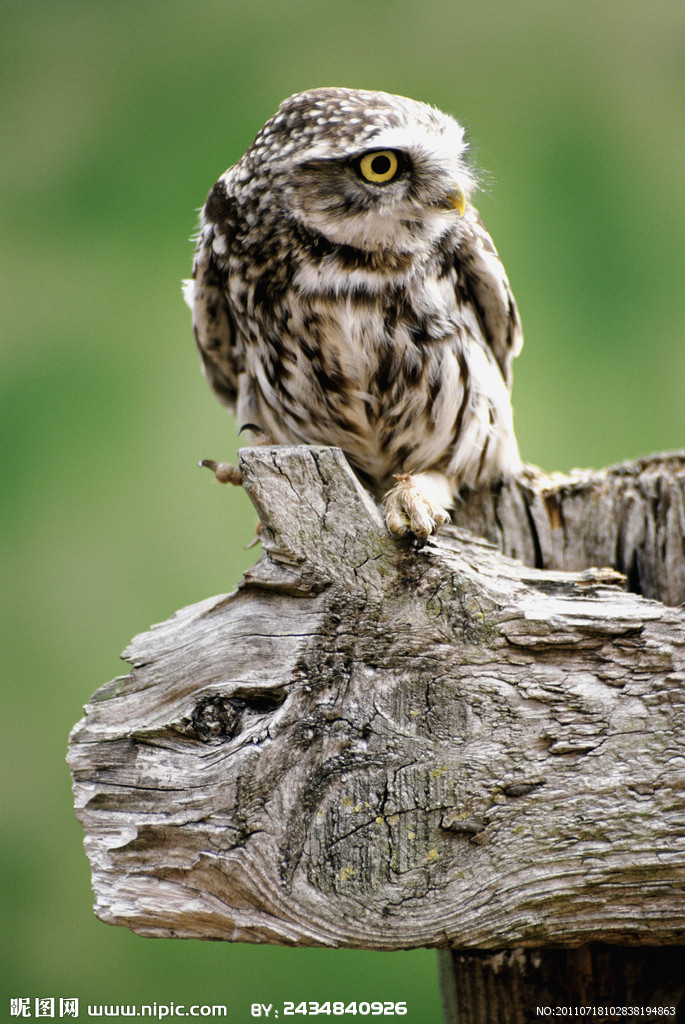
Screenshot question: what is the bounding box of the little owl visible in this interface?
[185,87,522,542]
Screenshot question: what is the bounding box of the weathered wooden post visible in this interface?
[68,446,685,1022]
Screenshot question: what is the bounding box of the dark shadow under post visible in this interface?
[438,946,685,1024]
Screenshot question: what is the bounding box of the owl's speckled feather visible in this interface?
[186,87,522,539]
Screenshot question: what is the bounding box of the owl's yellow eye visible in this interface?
[357,150,401,184]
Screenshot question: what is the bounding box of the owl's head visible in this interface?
[231,87,477,256]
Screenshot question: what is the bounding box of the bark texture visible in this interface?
[68,445,685,953]
[453,452,685,606]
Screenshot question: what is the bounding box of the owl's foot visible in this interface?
[383,473,450,545]
[200,459,243,486]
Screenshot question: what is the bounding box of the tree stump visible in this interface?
[68,446,685,1022]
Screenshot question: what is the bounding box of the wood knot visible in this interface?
[190,690,286,742]
[502,781,544,798]
[441,812,486,837]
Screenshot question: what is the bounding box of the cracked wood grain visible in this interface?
[68,445,685,951]
[453,452,685,606]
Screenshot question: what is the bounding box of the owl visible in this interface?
[185,87,522,542]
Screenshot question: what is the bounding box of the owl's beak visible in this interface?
[443,188,466,215]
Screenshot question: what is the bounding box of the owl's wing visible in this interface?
[184,212,241,413]
[456,210,523,387]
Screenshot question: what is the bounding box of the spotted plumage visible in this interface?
[185,87,522,540]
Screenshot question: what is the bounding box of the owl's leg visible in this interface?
[199,425,278,486]
[383,471,452,544]
[200,459,243,485]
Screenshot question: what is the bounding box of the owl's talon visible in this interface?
[200,459,243,486]
[245,521,262,549]
[238,424,276,447]
[383,474,449,544]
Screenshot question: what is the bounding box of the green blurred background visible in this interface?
[3,0,685,1018]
